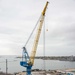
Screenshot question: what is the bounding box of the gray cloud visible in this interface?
[0,0,75,56]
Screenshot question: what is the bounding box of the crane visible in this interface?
[20,1,49,75]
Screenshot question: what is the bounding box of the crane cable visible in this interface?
[43,16,46,74]
[24,15,41,47]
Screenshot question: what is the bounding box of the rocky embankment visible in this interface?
[0,72,12,75]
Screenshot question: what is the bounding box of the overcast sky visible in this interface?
[0,0,75,56]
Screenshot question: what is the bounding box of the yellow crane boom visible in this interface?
[29,1,49,65]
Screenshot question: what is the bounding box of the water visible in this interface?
[0,55,75,74]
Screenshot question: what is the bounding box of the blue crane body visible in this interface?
[20,1,49,75]
[20,47,32,75]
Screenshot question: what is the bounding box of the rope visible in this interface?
[24,15,41,47]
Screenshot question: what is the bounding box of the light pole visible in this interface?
[6,59,8,75]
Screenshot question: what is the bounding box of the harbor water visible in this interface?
[0,56,75,74]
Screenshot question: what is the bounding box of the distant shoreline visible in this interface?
[16,56,75,61]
